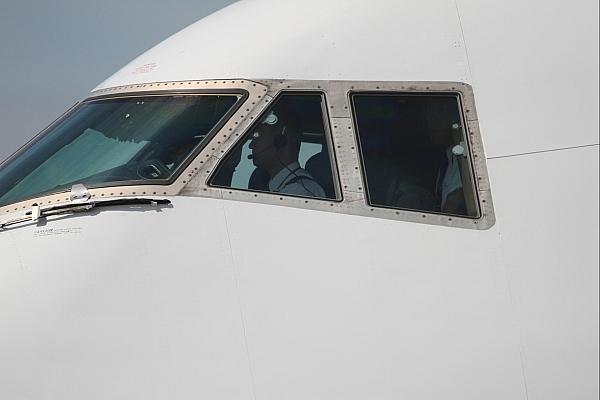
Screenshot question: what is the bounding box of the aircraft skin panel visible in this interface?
[488,146,600,400]
[455,0,599,158]
[222,201,526,399]
[0,0,598,398]
[94,0,600,161]
[0,197,254,400]
[95,0,471,90]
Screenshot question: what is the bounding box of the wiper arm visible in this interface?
[0,186,170,230]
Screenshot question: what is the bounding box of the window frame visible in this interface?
[207,90,343,202]
[1,79,495,230]
[186,80,494,230]
[350,91,481,219]
[0,80,262,216]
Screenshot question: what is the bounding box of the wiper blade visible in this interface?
[0,197,171,230]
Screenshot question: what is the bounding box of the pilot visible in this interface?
[425,102,467,215]
[249,110,325,198]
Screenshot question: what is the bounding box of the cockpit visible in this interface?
[0,79,494,230]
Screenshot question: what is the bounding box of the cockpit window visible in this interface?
[0,94,240,207]
[352,93,479,217]
[210,93,338,200]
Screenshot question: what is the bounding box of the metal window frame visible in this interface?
[189,79,494,230]
[207,90,343,201]
[0,80,265,216]
[350,91,482,219]
[1,79,495,230]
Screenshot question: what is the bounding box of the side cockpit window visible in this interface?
[211,93,338,200]
[352,94,479,217]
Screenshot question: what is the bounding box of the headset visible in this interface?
[246,110,319,197]
[247,111,288,159]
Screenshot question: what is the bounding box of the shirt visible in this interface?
[268,162,326,198]
[437,147,463,208]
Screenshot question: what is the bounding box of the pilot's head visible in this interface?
[424,99,461,146]
[249,109,301,175]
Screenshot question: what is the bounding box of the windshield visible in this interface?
[0,94,240,207]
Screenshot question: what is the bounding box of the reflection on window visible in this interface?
[0,95,239,207]
[211,94,337,200]
[352,94,479,217]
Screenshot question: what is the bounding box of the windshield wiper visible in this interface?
[0,185,170,230]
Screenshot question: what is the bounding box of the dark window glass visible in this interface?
[352,94,479,217]
[0,95,239,207]
[211,93,337,200]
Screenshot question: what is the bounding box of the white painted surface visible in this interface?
[0,197,254,400]
[488,146,599,400]
[456,0,599,157]
[96,0,471,87]
[97,0,599,159]
[0,0,598,398]
[222,201,526,399]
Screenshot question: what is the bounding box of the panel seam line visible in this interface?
[487,143,599,160]
[221,203,258,400]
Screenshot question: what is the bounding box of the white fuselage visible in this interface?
[0,1,598,399]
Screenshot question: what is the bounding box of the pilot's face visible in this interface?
[249,126,277,168]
